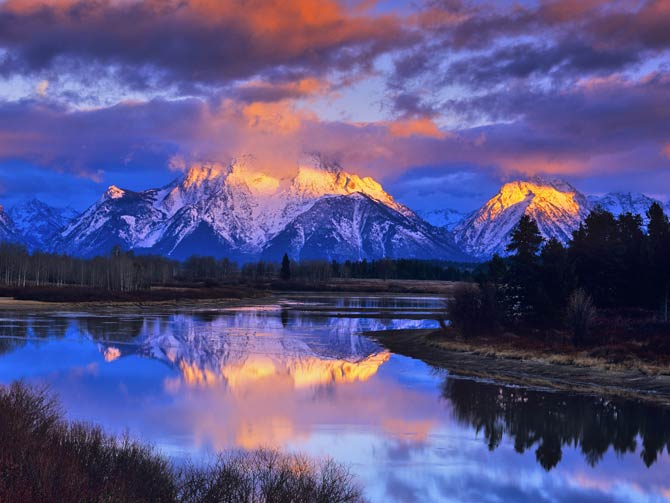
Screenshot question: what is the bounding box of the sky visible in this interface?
[0,0,668,214]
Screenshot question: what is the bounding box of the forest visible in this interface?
[451,202,670,343]
[1,201,668,322]
[0,242,472,293]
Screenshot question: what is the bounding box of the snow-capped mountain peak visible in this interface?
[55,153,462,261]
[179,163,232,190]
[454,177,590,258]
[291,154,413,217]
[104,185,127,200]
[420,208,468,230]
[298,151,343,174]
[7,199,78,251]
[587,192,663,225]
[488,178,582,219]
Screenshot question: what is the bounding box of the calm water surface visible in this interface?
[0,294,668,503]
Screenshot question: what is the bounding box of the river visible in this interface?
[0,294,668,502]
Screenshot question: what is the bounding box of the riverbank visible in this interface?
[269,278,462,294]
[369,329,670,405]
[0,284,267,304]
[0,279,459,310]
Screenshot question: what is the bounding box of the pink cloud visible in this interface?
[662,142,670,160]
[387,118,449,140]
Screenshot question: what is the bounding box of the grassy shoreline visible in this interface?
[0,279,461,308]
[369,328,670,405]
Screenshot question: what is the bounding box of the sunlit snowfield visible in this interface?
[0,295,668,503]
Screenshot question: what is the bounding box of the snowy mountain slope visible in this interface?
[145,154,415,254]
[58,186,166,257]
[57,154,465,261]
[420,208,469,230]
[263,193,467,261]
[453,178,591,258]
[0,205,19,243]
[8,199,78,251]
[588,192,664,226]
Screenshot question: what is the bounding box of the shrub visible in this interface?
[445,283,501,337]
[566,288,596,345]
[0,382,176,503]
[178,449,364,503]
[0,382,366,503]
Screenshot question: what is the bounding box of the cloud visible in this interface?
[442,42,640,88]
[1,66,669,188]
[0,0,412,98]
[0,0,669,210]
[390,0,670,121]
[35,79,48,96]
[418,0,670,53]
[662,142,670,160]
[233,78,332,103]
[387,118,448,139]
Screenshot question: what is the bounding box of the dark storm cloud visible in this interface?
[0,0,414,94]
[388,92,440,119]
[421,0,670,52]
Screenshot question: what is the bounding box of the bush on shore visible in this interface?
[0,382,366,503]
[565,288,597,346]
[445,283,501,337]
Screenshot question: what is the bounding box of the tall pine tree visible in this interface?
[647,203,670,320]
[505,215,545,323]
[280,253,291,281]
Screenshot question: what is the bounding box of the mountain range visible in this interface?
[0,158,667,261]
[53,154,467,262]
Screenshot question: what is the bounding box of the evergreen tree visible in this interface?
[569,209,619,306]
[615,212,644,307]
[487,254,507,286]
[505,215,545,323]
[646,202,670,319]
[506,215,544,257]
[280,253,291,281]
[538,238,574,323]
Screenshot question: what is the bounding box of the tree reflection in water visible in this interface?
[442,376,670,470]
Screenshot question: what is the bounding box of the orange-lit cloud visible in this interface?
[1,0,670,201]
[387,118,448,140]
[496,157,586,177]
[236,78,332,103]
[0,0,409,94]
[242,101,307,134]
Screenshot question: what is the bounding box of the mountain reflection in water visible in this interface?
[0,296,668,503]
[97,308,400,391]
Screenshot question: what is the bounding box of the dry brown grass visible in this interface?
[370,327,670,405]
[427,329,670,375]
